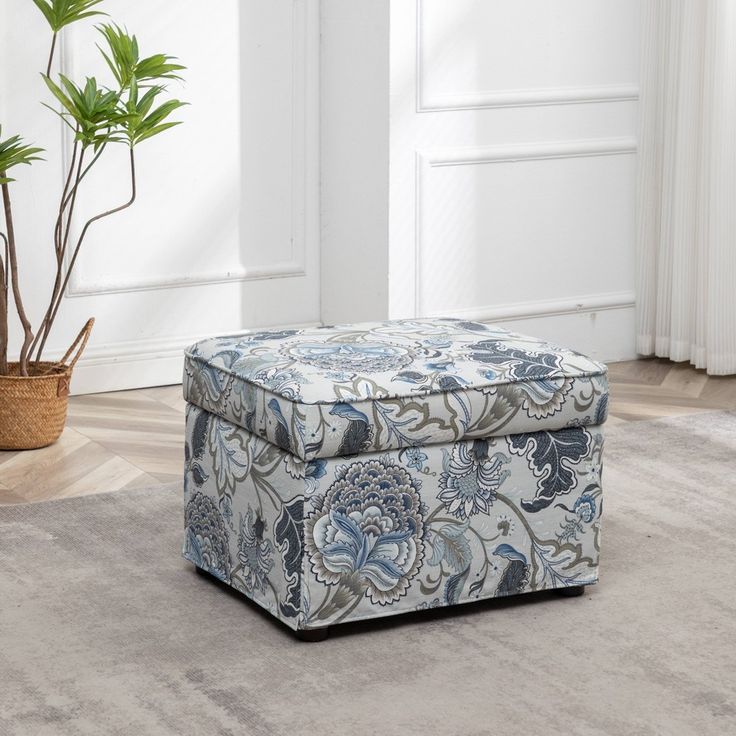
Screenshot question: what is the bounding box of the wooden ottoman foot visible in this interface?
[295,627,329,642]
[555,585,586,597]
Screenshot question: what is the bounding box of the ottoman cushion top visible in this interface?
[184,318,608,460]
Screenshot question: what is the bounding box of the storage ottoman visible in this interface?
[182,319,608,640]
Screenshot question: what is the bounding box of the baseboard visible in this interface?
[65,322,322,395]
[478,306,638,364]
[431,291,635,323]
[426,292,637,364]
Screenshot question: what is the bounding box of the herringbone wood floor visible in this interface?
[1,358,735,504]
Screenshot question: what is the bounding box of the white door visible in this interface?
[388,0,641,362]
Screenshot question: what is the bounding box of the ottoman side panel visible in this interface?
[300,425,605,629]
[298,372,609,461]
[183,404,311,630]
[183,353,315,461]
[184,348,608,463]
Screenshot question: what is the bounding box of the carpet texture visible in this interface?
[1,412,735,736]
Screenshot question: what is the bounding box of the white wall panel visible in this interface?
[3,0,644,392]
[388,0,642,362]
[320,0,390,325]
[1,0,320,393]
[416,139,637,315]
[63,1,306,295]
[417,0,639,110]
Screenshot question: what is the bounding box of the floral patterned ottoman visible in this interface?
[182,319,608,640]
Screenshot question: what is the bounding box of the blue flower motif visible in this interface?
[438,440,511,520]
[423,337,453,349]
[469,341,562,378]
[426,359,454,372]
[283,456,327,493]
[286,341,414,374]
[594,394,609,425]
[493,543,530,596]
[220,495,233,524]
[238,329,300,344]
[236,507,274,594]
[305,459,425,604]
[404,447,428,471]
[470,341,572,418]
[508,428,591,513]
[306,458,327,482]
[305,458,327,493]
[573,494,597,523]
[257,367,304,401]
[184,492,231,582]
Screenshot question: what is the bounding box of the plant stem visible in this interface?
[59,143,107,214]
[32,137,110,361]
[54,138,79,261]
[31,139,110,365]
[1,177,35,376]
[34,148,137,365]
[56,139,109,227]
[58,150,86,260]
[30,147,86,363]
[46,32,58,77]
[0,232,8,375]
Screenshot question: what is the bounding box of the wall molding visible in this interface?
[62,261,307,296]
[413,137,638,316]
[426,291,635,323]
[417,85,640,114]
[415,0,639,113]
[57,0,314,297]
[417,137,638,169]
[68,320,322,368]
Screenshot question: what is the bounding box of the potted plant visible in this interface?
[0,0,185,450]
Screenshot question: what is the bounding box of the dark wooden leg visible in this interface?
[555,585,585,597]
[295,627,329,642]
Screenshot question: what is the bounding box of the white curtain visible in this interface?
[637,0,736,375]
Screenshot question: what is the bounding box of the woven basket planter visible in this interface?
[0,319,93,451]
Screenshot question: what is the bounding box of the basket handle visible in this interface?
[59,317,95,370]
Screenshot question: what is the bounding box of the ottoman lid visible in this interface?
[184,319,608,461]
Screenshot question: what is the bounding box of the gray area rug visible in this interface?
[1,412,735,736]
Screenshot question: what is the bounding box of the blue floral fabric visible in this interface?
[183,404,604,632]
[183,319,608,461]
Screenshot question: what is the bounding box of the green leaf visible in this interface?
[42,74,75,112]
[132,121,181,144]
[0,125,44,183]
[97,23,185,90]
[117,84,187,147]
[40,22,187,152]
[32,0,106,32]
[31,0,56,27]
[41,73,125,149]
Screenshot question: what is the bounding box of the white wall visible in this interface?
[387,0,641,362]
[320,1,390,325]
[1,0,320,393]
[2,0,642,394]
